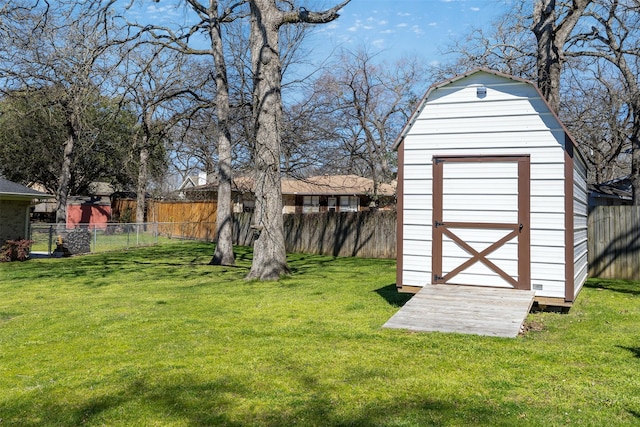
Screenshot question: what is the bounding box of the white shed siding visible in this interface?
[400,71,576,299]
[573,152,589,298]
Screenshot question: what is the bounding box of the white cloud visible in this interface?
[396,23,409,28]
[412,25,424,35]
[470,7,480,12]
[348,19,362,32]
[314,21,340,34]
[142,3,184,23]
[145,5,177,14]
[348,19,374,32]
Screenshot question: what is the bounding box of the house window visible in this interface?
[303,195,320,213]
[327,197,337,212]
[339,196,359,212]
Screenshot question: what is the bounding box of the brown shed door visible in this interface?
[432,156,530,290]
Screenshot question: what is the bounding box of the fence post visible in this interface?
[48,225,53,255]
[154,222,158,244]
[93,226,97,252]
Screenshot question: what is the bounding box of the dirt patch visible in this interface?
[520,319,546,335]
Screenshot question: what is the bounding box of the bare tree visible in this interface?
[568,0,640,202]
[140,0,245,266]
[193,0,240,265]
[245,0,349,280]
[306,48,426,199]
[170,110,220,183]
[279,98,339,177]
[532,0,592,111]
[562,62,632,183]
[121,46,210,223]
[433,4,538,82]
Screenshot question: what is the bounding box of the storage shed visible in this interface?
[394,69,588,306]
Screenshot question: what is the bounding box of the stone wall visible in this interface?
[63,229,92,254]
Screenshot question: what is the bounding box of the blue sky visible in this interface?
[308,0,515,66]
[126,0,516,67]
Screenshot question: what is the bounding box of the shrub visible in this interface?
[0,239,34,262]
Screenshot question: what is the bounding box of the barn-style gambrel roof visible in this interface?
[392,67,584,166]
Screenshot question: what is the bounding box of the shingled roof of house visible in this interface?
[231,174,396,196]
[0,177,53,199]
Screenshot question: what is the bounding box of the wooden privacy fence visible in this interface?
[112,199,217,241]
[109,200,640,277]
[234,211,397,258]
[588,206,640,280]
[150,200,217,241]
[112,198,397,258]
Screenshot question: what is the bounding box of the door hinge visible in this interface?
[434,274,444,282]
[434,221,445,228]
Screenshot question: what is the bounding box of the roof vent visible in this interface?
[476,86,487,98]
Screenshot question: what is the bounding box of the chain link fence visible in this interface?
[30,222,216,256]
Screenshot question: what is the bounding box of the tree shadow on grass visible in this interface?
[374,284,413,307]
[628,410,640,419]
[617,345,640,359]
[2,373,508,426]
[287,254,340,275]
[3,374,247,427]
[584,279,640,296]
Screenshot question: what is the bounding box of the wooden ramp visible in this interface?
[383,285,535,338]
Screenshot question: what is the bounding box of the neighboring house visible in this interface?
[31,181,116,228]
[181,174,396,214]
[280,175,396,214]
[393,68,588,307]
[176,172,210,199]
[0,177,53,246]
[30,183,56,222]
[588,177,632,207]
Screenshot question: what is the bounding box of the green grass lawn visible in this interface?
[1,242,639,426]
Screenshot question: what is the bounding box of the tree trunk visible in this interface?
[56,122,75,232]
[532,0,591,112]
[211,131,235,265]
[209,1,235,266]
[532,0,563,112]
[136,137,149,224]
[244,0,348,279]
[632,144,640,205]
[245,0,289,280]
[631,111,640,205]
